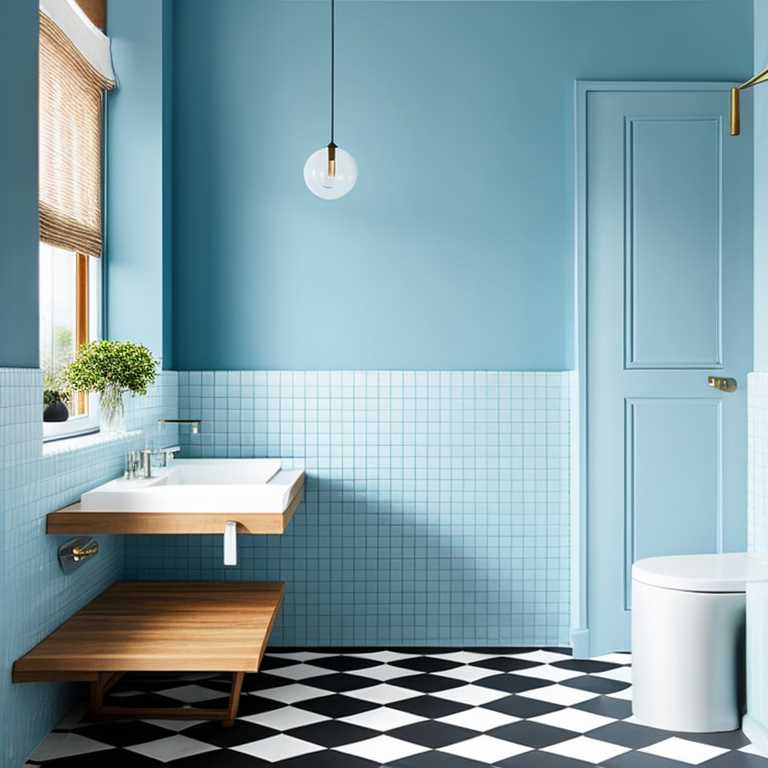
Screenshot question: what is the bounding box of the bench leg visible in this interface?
[223,671,245,728]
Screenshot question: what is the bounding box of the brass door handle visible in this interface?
[707,376,737,393]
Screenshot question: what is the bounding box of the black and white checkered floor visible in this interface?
[26,648,768,768]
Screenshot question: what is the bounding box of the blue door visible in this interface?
[582,83,753,656]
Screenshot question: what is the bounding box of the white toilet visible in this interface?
[632,552,768,733]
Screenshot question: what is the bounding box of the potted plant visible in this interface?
[64,340,157,433]
[43,371,70,422]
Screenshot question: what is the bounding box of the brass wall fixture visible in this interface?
[730,67,768,136]
[58,537,99,573]
[707,376,738,393]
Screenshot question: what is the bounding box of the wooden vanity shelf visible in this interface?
[13,581,284,725]
[46,479,302,535]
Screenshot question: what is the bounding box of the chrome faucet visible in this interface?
[158,418,202,434]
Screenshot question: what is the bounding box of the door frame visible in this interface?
[572,81,741,658]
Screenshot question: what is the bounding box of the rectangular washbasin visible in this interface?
[80,459,303,514]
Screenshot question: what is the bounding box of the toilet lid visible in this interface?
[631,553,768,592]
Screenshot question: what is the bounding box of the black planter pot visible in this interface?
[44,399,69,423]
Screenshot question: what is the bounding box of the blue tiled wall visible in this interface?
[125,371,572,647]
[0,368,178,768]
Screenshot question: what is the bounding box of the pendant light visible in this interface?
[304,0,357,199]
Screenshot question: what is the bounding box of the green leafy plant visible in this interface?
[42,369,70,406]
[64,340,157,421]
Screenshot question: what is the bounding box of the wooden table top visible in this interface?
[13,581,285,682]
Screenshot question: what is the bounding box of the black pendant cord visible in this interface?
[330,0,335,146]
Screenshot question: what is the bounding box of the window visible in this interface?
[38,0,114,440]
[40,244,101,438]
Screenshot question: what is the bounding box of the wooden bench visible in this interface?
[13,581,284,726]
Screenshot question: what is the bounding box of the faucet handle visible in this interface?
[160,446,181,466]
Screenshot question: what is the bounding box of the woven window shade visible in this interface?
[39,11,114,256]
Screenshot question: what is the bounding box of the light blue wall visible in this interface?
[746,0,768,755]
[107,0,172,363]
[172,0,753,371]
[126,370,572,646]
[0,1,38,368]
[756,1,768,371]
[0,370,178,768]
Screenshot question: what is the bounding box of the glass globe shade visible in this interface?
[304,146,358,199]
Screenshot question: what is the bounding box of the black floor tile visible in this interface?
[311,656,381,672]
[489,720,578,748]
[703,752,768,768]
[70,721,172,747]
[285,720,379,748]
[588,721,677,749]
[169,750,271,767]
[603,751,693,768]
[552,659,621,674]
[389,695,472,719]
[474,673,553,694]
[573,695,633,719]
[388,720,478,748]
[391,658,463,674]
[496,752,597,768]
[37,750,161,768]
[562,675,631,695]
[471,657,541,673]
[395,674,465,694]
[241,673,299,692]
[485,694,562,718]
[387,752,492,768]
[301,672,380,693]
[296,694,380,718]
[183,720,279,747]
[274,751,379,768]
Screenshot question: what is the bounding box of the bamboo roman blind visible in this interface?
[39,10,114,256]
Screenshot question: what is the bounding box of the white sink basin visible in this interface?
[80,459,304,514]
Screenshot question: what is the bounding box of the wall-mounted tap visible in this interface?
[158,418,202,434]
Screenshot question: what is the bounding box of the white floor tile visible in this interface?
[514,665,582,683]
[256,683,329,704]
[440,734,532,763]
[127,735,219,763]
[432,684,509,706]
[606,685,633,701]
[518,684,599,707]
[641,737,729,765]
[346,683,421,705]
[511,650,573,664]
[530,708,616,733]
[29,733,112,762]
[339,706,427,732]
[143,718,205,732]
[429,651,496,664]
[433,665,498,683]
[543,735,631,763]
[346,651,419,663]
[591,653,632,665]
[154,684,222,703]
[437,707,520,732]
[266,651,335,661]
[240,705,330,731]
[335,734,430,762]
[266,663,330,681]
[592,666,632,683]
[741,743,768,757]
[233,734,324,762]
[348,664,421,682]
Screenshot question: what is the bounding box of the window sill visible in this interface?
[43,428,142,458]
